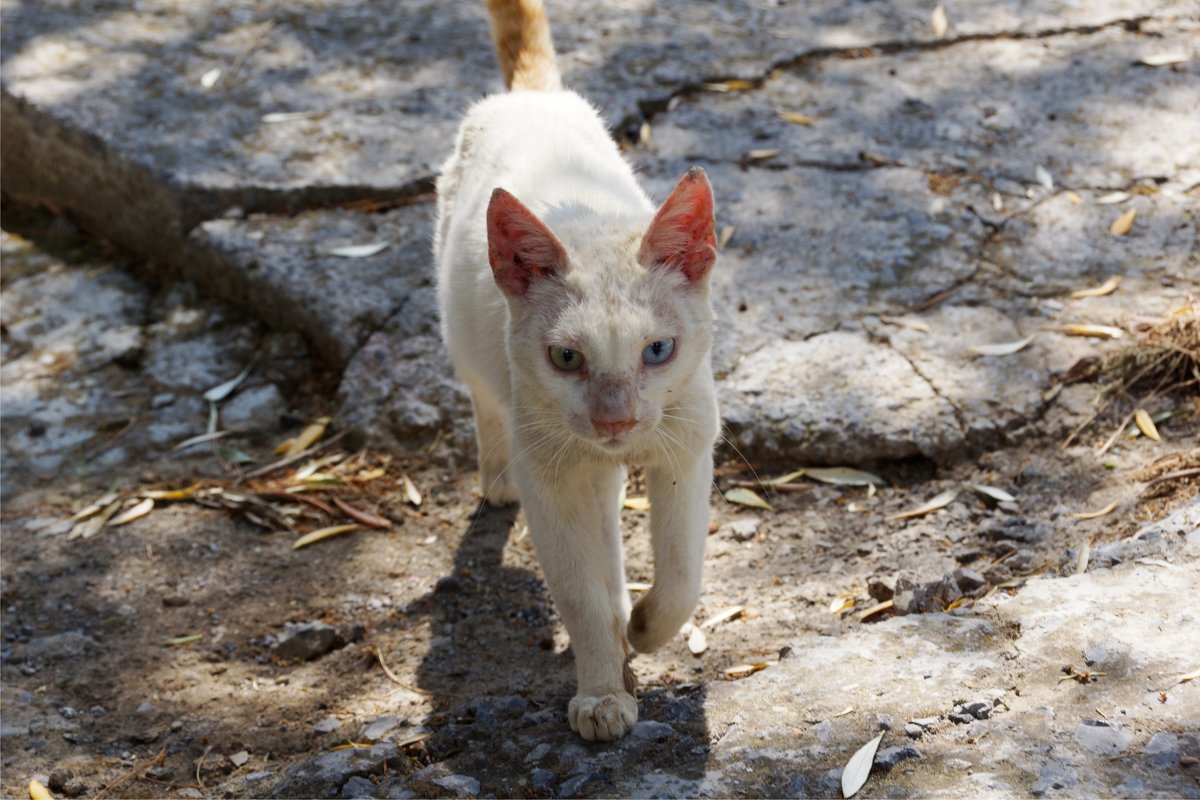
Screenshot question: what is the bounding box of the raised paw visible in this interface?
[627,589,694,653]
[568,691,637,741]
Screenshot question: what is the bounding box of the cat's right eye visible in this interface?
[548,345,585,371]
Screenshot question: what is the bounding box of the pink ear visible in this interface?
[487,188,568,297]
[637,167,717,283]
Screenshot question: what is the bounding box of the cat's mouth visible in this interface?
[587,419,642,451]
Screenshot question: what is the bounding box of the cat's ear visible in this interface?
[487,188,568,297]
[638,166,717,283]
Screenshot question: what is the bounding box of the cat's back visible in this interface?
[437,90,647,262]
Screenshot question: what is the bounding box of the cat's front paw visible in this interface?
[568,691,637,741]
[481,470,520,507]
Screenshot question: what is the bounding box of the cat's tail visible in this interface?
[485,0,562,91]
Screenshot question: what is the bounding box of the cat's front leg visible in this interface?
[520,463,637,741]
[628,450,712,653]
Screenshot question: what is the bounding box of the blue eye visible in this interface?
[549,345,585,371]
[642,338,676,365]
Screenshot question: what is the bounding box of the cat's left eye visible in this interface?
[642,338,676,365]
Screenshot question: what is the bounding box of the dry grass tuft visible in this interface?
[1062,307,1199,449]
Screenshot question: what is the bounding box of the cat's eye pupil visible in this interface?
[549,345,585,371]
[642,337,675,365]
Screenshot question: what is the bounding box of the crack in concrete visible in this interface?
[622,14,1161,135]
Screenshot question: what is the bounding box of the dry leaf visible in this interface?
[1109,208,1137,236]
[623,495,651,511]
[1173,668,1200,684]
[69,499,122,540]
[70,492,120,521]
[28,781,53,800]
[841,732,885,798]
[725,487,772,510]
[972,484,1016,504]
[325,242,390,258]
[829,595,855,615]
[203,357,258,403]
[723,663,768,679]
[723,79,755,91]
[199,67,222,88]
[803,467,883,486]
[262,111,315,124]
[1140,53,1189,66]
[762,469,807,486]
[1133,408,1162,442]
[1064,190,1083,205]
[143,485,201,501]
[718,225,736,249]
[777,110,816,126]
[746,149,780,162]
[163,633,204,646]
[292,524,362,550]
[109,498,154,526]
[1058,324,1125,339]
[879,316,931,333]
[1095,191,1130,205]
[968,334,1036,357]
[394,730,435,748]
[1076,537,1091,575]
[172,430,235,453]
[281,417,331,457]
[1071,500,1117,520]
[887,489,957,521]
[402,475,423,506]
[833,706,855,718]
[701,606,745,629]
[1034,165,1054,191]
[1070,276,1122,299]
[930,4,948,37]
[688,626,708,655]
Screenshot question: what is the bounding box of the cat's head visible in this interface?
[487,167,717,455]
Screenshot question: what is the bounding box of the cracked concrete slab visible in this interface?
[2,0,1197,467]
[185,204,437,369]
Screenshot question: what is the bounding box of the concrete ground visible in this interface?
[2,0,1198,797]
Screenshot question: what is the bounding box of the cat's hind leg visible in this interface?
[469,387,520,506]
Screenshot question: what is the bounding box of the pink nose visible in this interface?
[593,418,637,438]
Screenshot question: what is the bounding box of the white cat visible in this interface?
[434,0,719,741]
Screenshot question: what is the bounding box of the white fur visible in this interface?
[435,89,719,741]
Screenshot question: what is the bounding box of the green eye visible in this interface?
[549,345,585,371]
[642,338,675,365]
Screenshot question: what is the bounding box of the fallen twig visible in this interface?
[240,431,348,481]
[95,748,166,799]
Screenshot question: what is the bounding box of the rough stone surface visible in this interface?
[273,743,401,799]
[185,205,437,368]
[721,331,961,463]
[273,621,340,661]
[4,1,1195,467]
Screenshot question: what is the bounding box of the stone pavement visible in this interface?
[3,3,1200,798]
[4,0,1196,465]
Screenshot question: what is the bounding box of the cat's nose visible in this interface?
[593,417,637,438]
